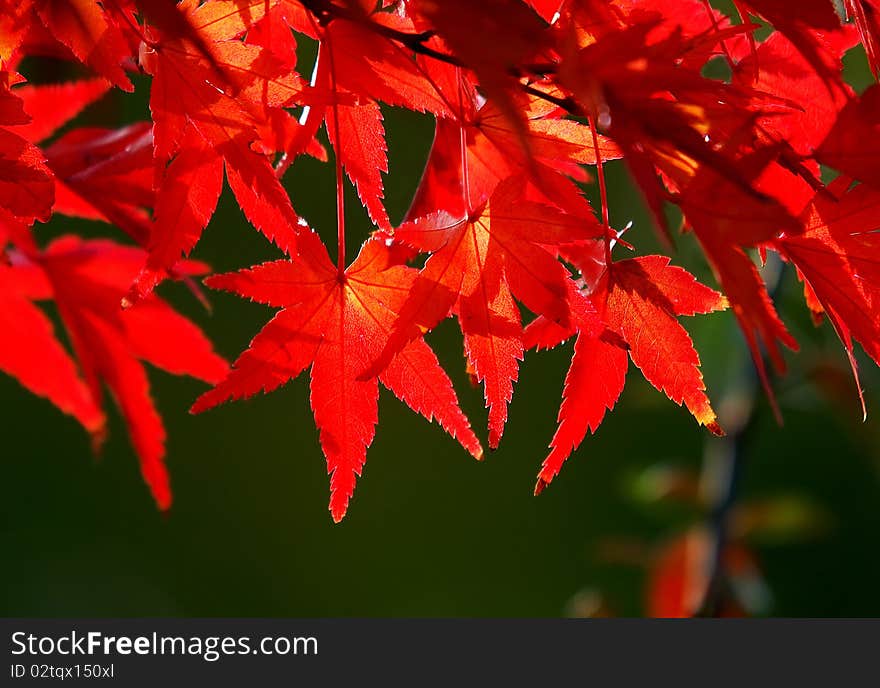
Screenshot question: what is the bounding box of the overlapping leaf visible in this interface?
[526,255,726,492]
[777,181,880,412]
[0,73,53,224]
[366,177,600,446]
[0,237,227,508]
[131,0,308,299]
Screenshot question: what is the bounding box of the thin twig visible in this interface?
[298,0,576,116]
[696,256,786,616]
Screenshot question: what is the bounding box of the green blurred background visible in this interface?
[3,45,880,618]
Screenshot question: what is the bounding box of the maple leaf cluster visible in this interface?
[2,0,880,522]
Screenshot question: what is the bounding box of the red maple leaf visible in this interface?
[365,176,600,447]
[12,78,158,245]
[409,83,620,221]
[192,233,482,522]
[678,147,801,414]
[0,236,228,508]
[406,0,552,151]
[280,2,460,229]
[777,180,880,415]
[130,0,309,299]
[527,255,726,493]
[0,72,54,225]
[737,0,845,88]
[33,0,134,91]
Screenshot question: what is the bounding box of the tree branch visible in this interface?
[298,0,578,118]
[696,256,787,617]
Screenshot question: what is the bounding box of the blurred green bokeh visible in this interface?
[2,48,880,618]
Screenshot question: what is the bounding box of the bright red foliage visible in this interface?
[1,235,227,509]
[2,0,880,521]
[191,232,482,521]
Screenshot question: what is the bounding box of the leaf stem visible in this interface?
[700,0,736,72]
[457,69,473,218]
[322,34,346,274]
[588,114,613,266]
[731,0,760,82]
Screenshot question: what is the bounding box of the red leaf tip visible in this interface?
[706,420,725,437]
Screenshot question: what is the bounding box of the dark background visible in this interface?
[2,42,879,618]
